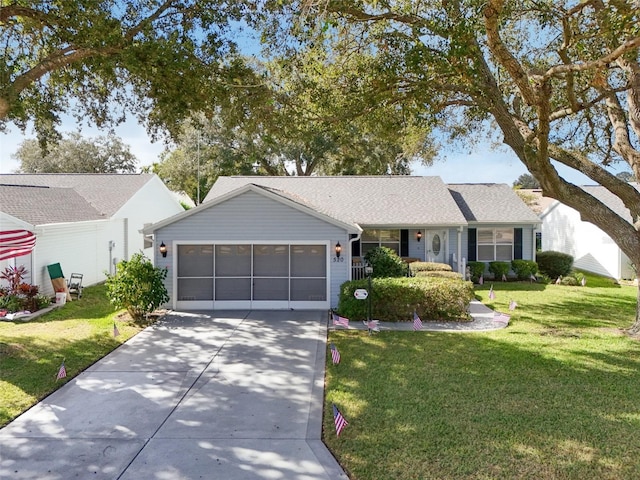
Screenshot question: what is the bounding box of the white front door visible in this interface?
[426,231,446,263]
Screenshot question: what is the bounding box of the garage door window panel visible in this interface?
[216,278,251,300]
[178,278,213,301]
[178,245,213,277]
[215,245,251,276]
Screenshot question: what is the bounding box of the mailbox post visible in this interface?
[364,264,373,323]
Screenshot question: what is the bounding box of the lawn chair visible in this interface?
[67,273,83,299]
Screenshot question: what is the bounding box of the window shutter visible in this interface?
[400,229,409,257]
[351,235,360,257]
[468,228,477,261]
[514,228,523,260]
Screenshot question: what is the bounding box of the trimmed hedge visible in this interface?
[409,262,453,273]
[415,271,463,280]
[337,276,474,321]
[536,251,573,278]
[467,261,486,282]
[488,261,510,280]
[511,259,538,280]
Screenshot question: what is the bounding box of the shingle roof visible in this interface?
[447,183,541,223]
[0,173,154,216]
[206,176,469,226]
[0,185,105,225]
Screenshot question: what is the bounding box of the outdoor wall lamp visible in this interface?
[416,231,422,242]
[335,241,342,258]
[159,241,168,258]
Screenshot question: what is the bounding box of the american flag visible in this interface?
[478,275,484,285]
[530,274,537,282]
[488,285,496,300]
[364,319,380,333]
[113,322,120,337]
[509,299,518,311]
[413,311,423,331]
[493,312,511,324]
[555,276,562,284]
[581,277,586,286]
[332,312,349,328]
[330,343,341,365]
[56,361,67,381]
[502,274,508,282]
[333,404,348,437]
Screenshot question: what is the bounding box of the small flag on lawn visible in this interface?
[493,312,511,325]
[413,311,423,331]
[113,322,120,337]
[332,312,349,328]
[555,276,562,284]
[530,274,537,282]
[333,404,349,437]
[502,274,508,282]
[478,275,484,285]
[488,285,496,300]
[581,277,586,286]
[56,360,67,381]
[364,319,380,333]
[509,299,518,311]
[330,343,341,365]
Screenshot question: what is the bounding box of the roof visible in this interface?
[0,184,105,225]
[447,183,541,224]
[205,176,469,226]
[0,173,155,217]
[516,189,556,216]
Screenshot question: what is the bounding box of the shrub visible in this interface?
[364,247,407,278]
[338,276,474,321]
[105,252,169,321]
[467,261,486,282]
[561,276,578,286]
[488,261,510,280]
[414,271,463,280]
[536,251,573,278]
[409,262,453,274]
[511,259,538,280]
[0,265,28,293]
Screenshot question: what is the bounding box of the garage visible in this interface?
[175,242,329,310]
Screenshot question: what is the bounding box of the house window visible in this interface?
[361,229,400,256]
[477,228,513,261]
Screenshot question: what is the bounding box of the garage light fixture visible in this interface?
[335,242,342,258]
[159,241,168,258]
[416,231,422,242]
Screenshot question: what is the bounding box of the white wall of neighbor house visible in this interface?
[33,219,125,296]
[153,190,351,308]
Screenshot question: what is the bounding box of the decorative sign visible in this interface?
[354,289,369,300]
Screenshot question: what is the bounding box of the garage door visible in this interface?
[175,243,328,310]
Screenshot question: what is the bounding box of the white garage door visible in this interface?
[175,243,329,310]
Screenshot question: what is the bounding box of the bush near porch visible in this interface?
[338,277,474,321]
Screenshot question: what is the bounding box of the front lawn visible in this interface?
[324,273,640,479]
[0,284,143,427]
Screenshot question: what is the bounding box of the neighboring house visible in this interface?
[516,188,556,249]
[143,176,540,310]
[541,184,637,280]
[0,173,184,296]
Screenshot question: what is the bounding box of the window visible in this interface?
[361,229,400,255]
[477,228,513,261]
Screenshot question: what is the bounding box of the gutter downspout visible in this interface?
[348,232,362,280]
[457,226,463,275]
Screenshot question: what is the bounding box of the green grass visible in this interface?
[0,284,143,427]
[324,272,640,479]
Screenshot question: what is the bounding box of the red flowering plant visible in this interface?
[0,266,50,314]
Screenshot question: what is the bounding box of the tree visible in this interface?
[13,132,138,173]
[513,174,540,189]
[0,1,253,144]
[276,1,640,333]
[617,171,635,182]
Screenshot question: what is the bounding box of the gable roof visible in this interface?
[206,176,469,226]
[0,173,155,217]
[447,184,541,224]
[143,183,362,234]
[0,184,105,226]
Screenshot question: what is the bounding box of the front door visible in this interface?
[426,231,446,263]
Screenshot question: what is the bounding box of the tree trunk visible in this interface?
[629,280,640,335]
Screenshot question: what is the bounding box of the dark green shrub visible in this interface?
[106,253,169,321]
[467,261,486,282]
[415,271,463,280]
[511,259,538,280]
[338,276,474,321]
[536,251,573,278]
[364,247,407,278]
[488,261,510,280]
[409,262,453,273]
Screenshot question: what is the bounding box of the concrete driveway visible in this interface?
[0,310,348,480]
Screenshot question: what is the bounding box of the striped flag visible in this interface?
[509,299,518,311]
[530,274,537,282]
[330,343,341,365]
[493,312,511,324]
[413,311,423,331]
[333,404,348,437]
[581,277,586,286]
[555,276,562,284]
[502,274,508,282]
[56,360,67,381]
[478,275,484,285]
[0,230,36,261]
[332,312,349,328]
[364,319,380,333]
[488,285,496,300]
[113,322,120,337]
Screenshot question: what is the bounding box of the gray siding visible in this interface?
[155,191,349,307]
